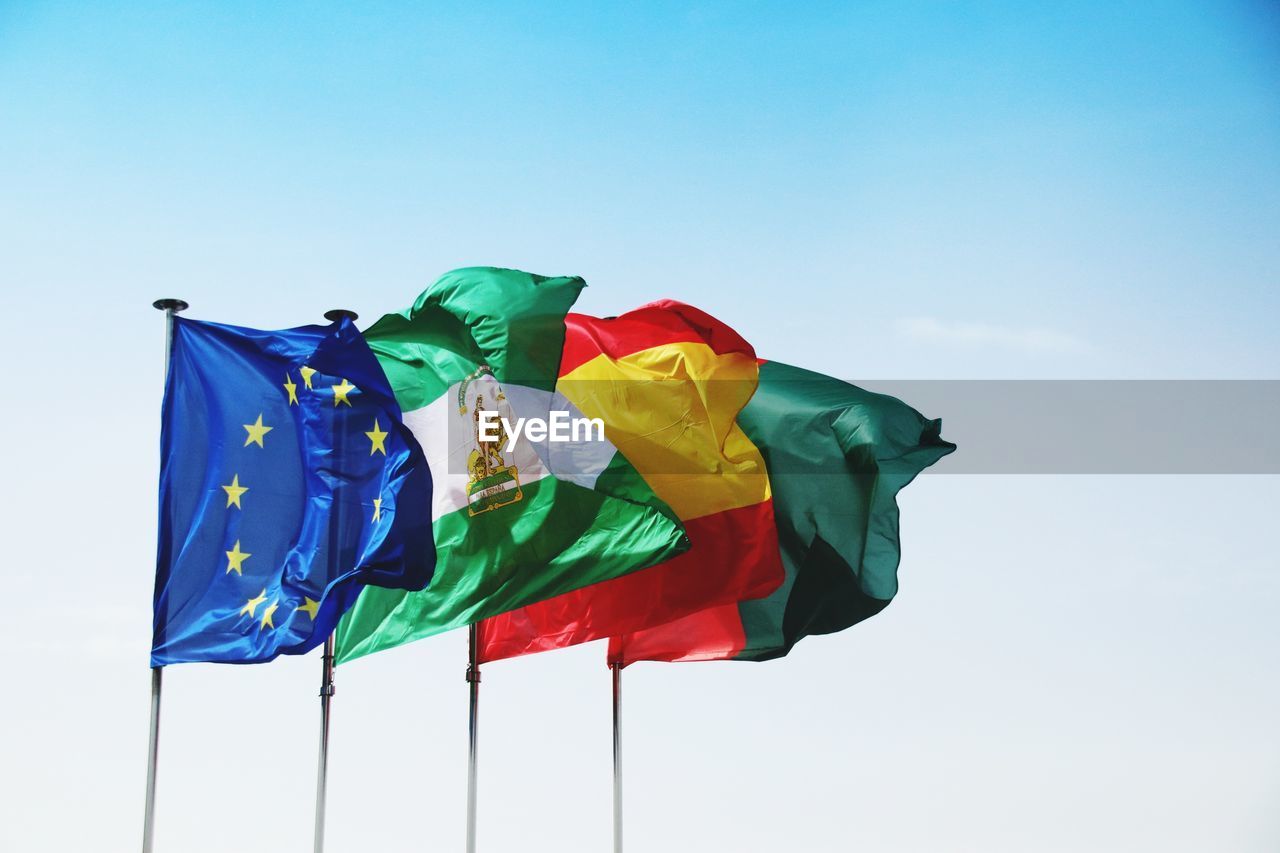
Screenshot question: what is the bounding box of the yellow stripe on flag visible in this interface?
[559,340,769,521]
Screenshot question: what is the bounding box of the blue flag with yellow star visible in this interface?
[152,316,435,665]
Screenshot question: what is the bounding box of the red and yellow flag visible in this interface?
[476,301,784,662]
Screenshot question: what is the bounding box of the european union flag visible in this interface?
[153,316,435,665]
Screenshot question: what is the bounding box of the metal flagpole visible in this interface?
[141,666,163,853]
[144,298,188,853]
[466,623,481,853]
[611,661,623,853]
[313,308,356,853]
[313,634,336,853]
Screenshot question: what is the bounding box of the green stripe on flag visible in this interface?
[733,360,955,661]
[365,267,585,410]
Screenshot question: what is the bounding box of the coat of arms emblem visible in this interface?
[460,367,523,516]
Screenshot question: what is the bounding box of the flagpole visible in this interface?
[313,633,336,853]
[143,298,187,853]
[313,308,356,853]
[141,666,163,853]
[611,661,623,853]
[466,622,481,853]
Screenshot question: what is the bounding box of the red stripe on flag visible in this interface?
[607,602,747,666]
[559,301,756,375]
[476,500,782,664]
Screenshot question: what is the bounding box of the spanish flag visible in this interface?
[476,302,784,662]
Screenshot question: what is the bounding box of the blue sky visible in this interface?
[3,2,1278,377]
[1,4,1277,852]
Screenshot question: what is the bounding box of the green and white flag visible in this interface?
[335,268,687,664]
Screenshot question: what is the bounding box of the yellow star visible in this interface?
[239,588,267,618]
[372,497,383,522]
[283,373,299,405]
[260,599,279,630]
[221,474,248,509]
[366,419,389,455]
[300,365,317,390]
[297,597,320,620]
[225,540,251,575]
[243,413,273,448]
[332,378,355,407]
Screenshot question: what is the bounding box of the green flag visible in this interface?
[609,359,954,664]
[335,268,687,664]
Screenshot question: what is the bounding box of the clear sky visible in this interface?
[1,3,1277,851]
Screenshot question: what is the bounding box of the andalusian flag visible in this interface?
[477,302,784,663]
[334,269,688,664]
[608,360,954,664]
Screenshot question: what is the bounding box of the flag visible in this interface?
[476,301,784,663]
[334,269,689,664]
[152,316,435,666]
[608,360,955,665]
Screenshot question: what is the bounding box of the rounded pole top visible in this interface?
[324,309,359,323]
[153,298,189,312]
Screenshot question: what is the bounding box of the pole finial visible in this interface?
[153,299,189,312]
[324,309,358,323]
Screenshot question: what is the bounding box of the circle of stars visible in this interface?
[220,365,392,636]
